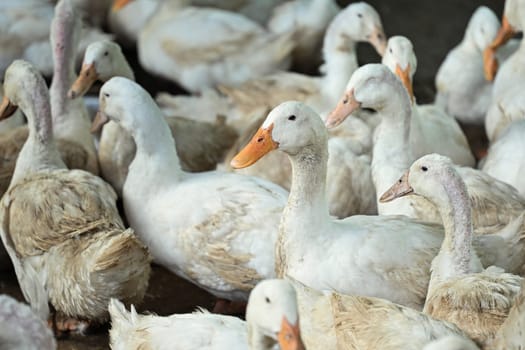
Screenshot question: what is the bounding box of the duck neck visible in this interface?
[11,83,65,185]
[372,89,413,196]
[283,139,330,237]
[125,109,184,195]
[49,9,78,127]
[320,16,359,107]
[430,171,476,286]
[248,324,277,350]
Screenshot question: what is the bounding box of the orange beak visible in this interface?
[112,0,132,11]
[91,111,110,133]
[369,26,387,56]
[395,64,414,103]
[277,317,305,350]
[379,171,414,203]
[68,63,98,99]
[325,89,361,129]
[230,124,278,169]
[0,95,18,121]
[483,16,516,81]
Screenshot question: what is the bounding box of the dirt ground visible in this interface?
[0,0,505,349]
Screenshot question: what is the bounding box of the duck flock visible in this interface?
[1,0,525,349]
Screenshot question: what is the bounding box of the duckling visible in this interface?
[0,60,151,333]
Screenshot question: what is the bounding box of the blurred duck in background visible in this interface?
[112,0,296,93]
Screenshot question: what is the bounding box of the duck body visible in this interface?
[136,1,295,92]
[268,0,340,72]
[124,168,286,300]
[289,278,471,350]
[482,120,525,197]
[99,77,288,300]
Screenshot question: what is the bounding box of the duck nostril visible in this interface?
[257,137,264,143]
[377,33,383,39]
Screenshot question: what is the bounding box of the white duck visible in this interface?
[108,0,286,47]
[230,100,525,309]
[268,0,340,72]
[113,0,295,93]
[95,77,287,304]
[380,35,475,167]
[0,294,56,350]
[156,1,387,133]
[381,154,523,347]
[325,64,525,245]
[109,279,304,350]
[483,0,525,141]
[69,40,237,195]
[435,6,518,125]
[0,60,151,333]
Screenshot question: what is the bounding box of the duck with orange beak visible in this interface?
[483,0,525,142]
[324,65,525,258]
[381,36,474,166]
[108,279,305,350]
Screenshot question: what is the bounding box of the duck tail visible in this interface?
[108,298,139,350]
[91,228,152,306]
[47,225,151,322]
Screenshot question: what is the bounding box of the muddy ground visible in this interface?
[0,0,505,349]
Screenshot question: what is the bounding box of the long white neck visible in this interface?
[281,138,331,243]
[371,88,414,215]
[123,104,184,198]
[319,15,359,108]
[11,83,66,185]
[427,170,481,291]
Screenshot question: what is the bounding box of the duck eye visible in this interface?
[103,92,110,98]
[389,48,393,54]
[104,51,109,56]
[357,13,363,18]
[265,297,271,303]
[421,166,428,172]
[288,115,296,121]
